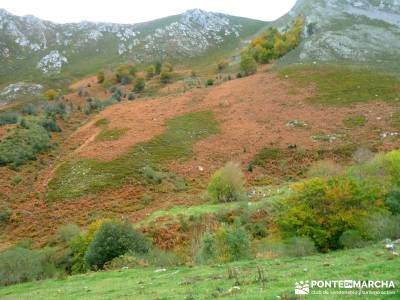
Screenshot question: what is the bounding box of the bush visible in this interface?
[0,122,51,167]
[161,62,173,73]
[0,111,19,126]
[283,236,316,257]
[146,65,156,79]
[207,162,245,203]
[97,70,105,84]
[275,176,384,251]
[206,79,214,86]
[127,93,135,101]
[160,71,172,84]
[43,102,67,119]
[41,117,61,132]
[144,248,181,267]
[50,224,81,246]
[0,207,11,228]
[21,104,36,116]
[217,60,229,72]
[85,221,150,269]
[306,160,342,178]
[361,213,400,241]
[115,64,136,85]
[385,188,400,215]
[339,230,366,249]
[133,78,145,93]
[69,219,106,274]
[44,89,58,101]
[240,52,257,76]
[0,247,56,286]
[155,61,162,74]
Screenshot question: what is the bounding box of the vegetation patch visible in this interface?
[94,118,109,127]
[343,115,367,128]
[250,145,357,180]
[279,65,400,105]
[95,128,128,142]
[47,111,219,200]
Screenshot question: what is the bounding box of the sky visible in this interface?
[0,0,297,24]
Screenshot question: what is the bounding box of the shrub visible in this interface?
[155,61,162,74]
[384,188,400,215]
[0,207,11,228]
[146,65,156,79]
[214,222,250,262]
[43,102,67,119]
[133,78,145,93]
[44,89,58,101]
[207,162,245,203]
[41,117,61,132]
[217,60,229,72]
[206,79,214,86]
[275,176,384,251]
[50,224,81,246]
[306,160,342,178]
[240,52,257,76]
[283,236,316,257]
[144,248,181,267]
[361,213,400,241]
[21,104,36,115]
[197,233,217,264]
[0,111,19,126]
[115,64,136,84]
[97,70,105,84]
[161,62,173,73]
[339,230,366,249]
[69,219,106,274]
[127,92,135,100]
[0,247,56,286]
[85,221,150,269]
[160,71,172,84]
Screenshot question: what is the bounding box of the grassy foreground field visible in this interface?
[0,244,398,300]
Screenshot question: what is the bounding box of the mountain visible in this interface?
[275,0,400,68]
[0,8,266,86]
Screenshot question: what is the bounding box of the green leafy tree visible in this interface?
[146,65,156,79]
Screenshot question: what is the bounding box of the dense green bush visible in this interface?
[0,247,56,286]
[385,188,400,215]
[50,224,81,246]
[239,52,257,76]
[339,230,366,249]
[207,162,245,203]
[206,79,214,86]
[133,78,145,92]
[0,111,19,126]
[43,102,67,119]
[85,221,150,269]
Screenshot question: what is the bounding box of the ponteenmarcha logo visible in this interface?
[294,280,397,296]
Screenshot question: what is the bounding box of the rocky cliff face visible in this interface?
[278,0,400,66]
[0,8,265,81]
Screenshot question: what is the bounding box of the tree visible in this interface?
[96,70,105,84]
[84,221,150,269]
[240,53,257,76]
[155,61,162,75]
[207,162,245,203]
